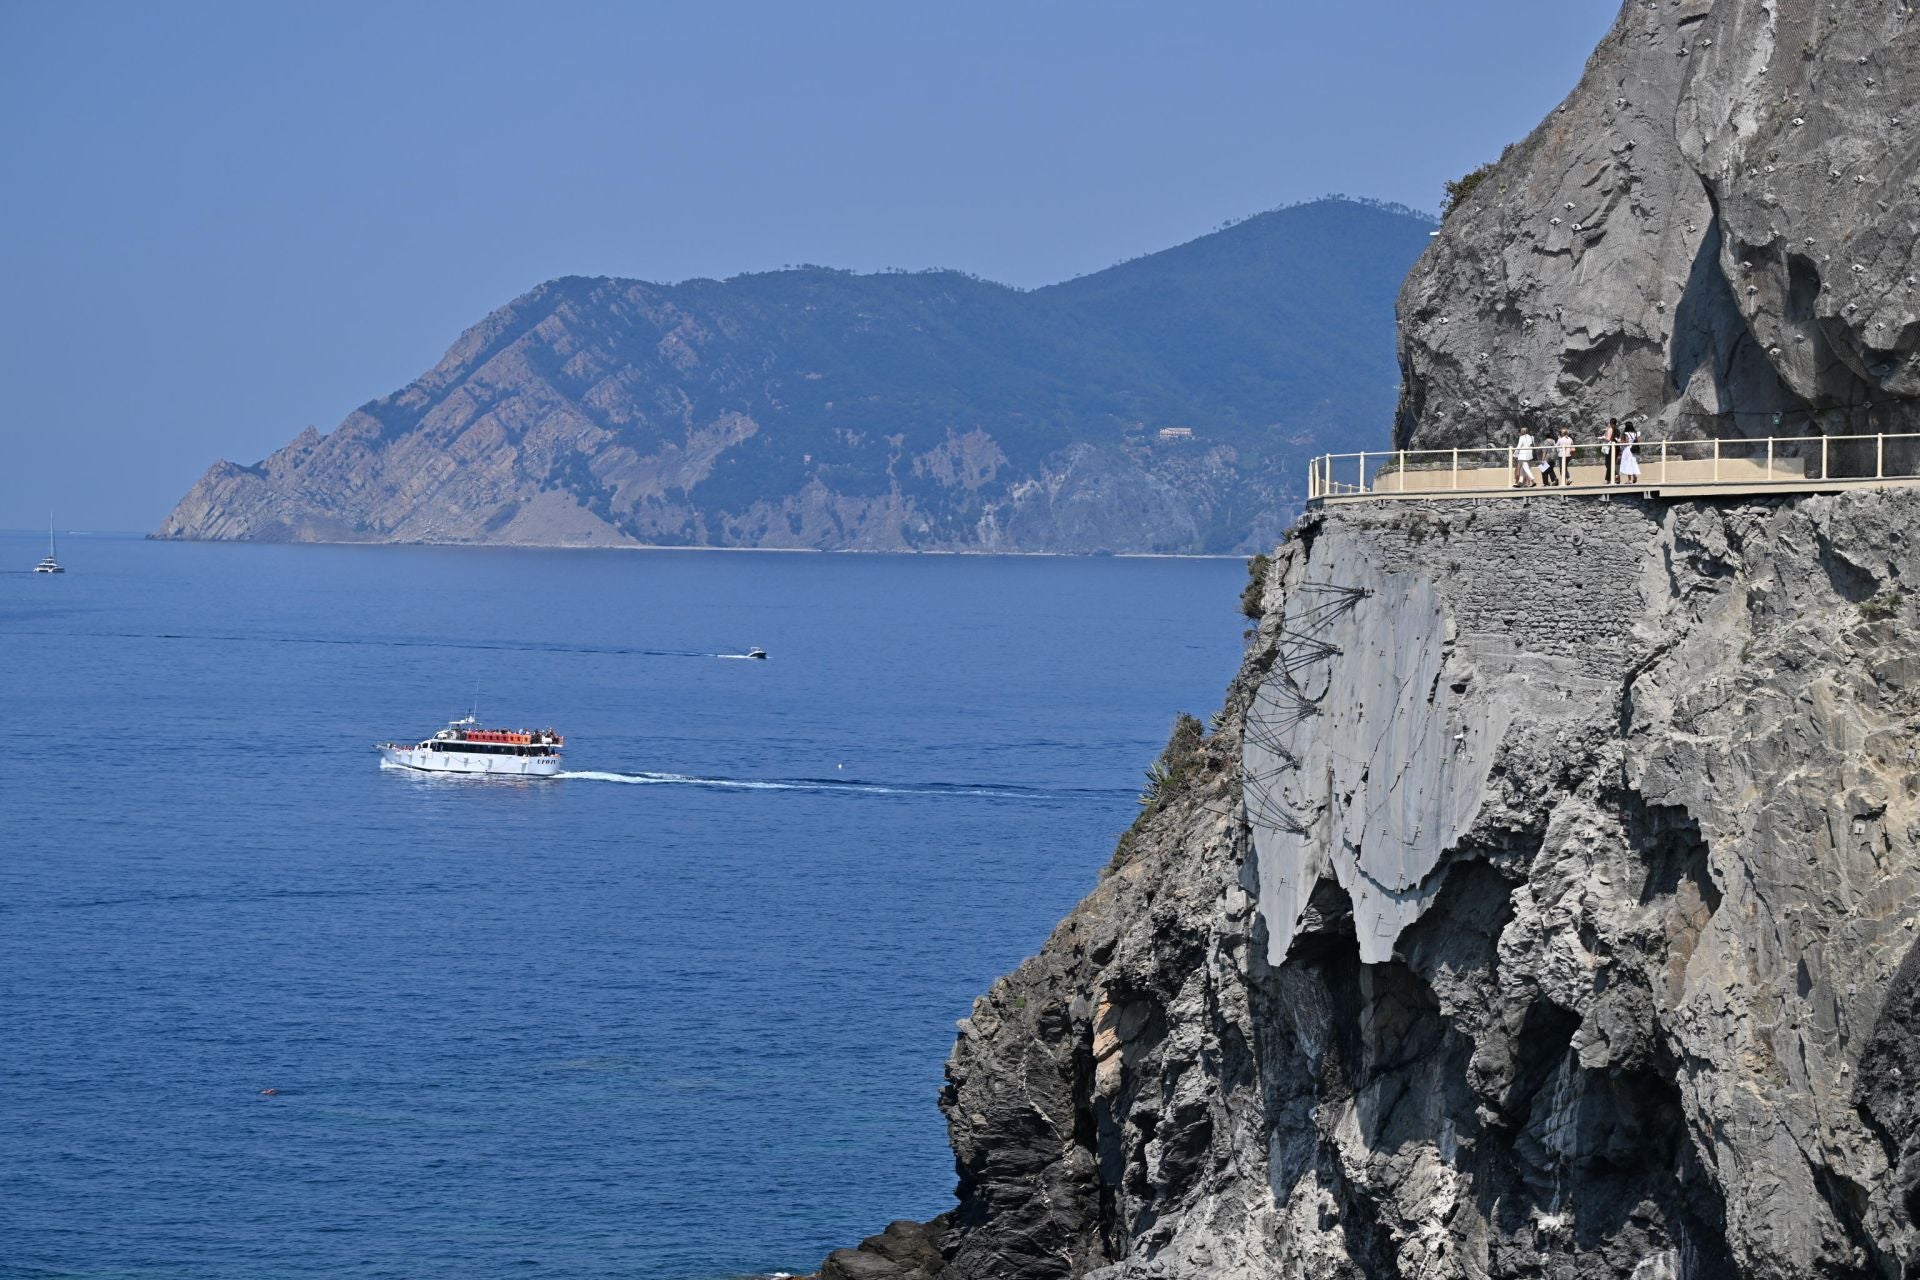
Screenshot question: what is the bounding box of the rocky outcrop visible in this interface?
[813,1218,950,1280]
[1397,0,1920,454]
[155,198,1434,554]
[884,489,1920,1279]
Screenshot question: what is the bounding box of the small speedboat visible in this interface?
[747,647,767,660]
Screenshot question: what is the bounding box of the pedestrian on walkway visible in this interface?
[1557,427,1576,486]
[1619,422,1642,482]
[1513,427,1538,488]
[1600,418,1621,484]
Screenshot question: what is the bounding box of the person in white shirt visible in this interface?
[1556,427,1576,486]
[1512,429,1538,488]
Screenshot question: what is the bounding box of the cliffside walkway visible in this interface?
[1308,432,1920,506]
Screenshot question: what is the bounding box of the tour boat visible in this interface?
[747,647,767,660]
[33,517,63,574]
[377,715,565,777]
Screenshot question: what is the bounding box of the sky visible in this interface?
[0,1,1619,531]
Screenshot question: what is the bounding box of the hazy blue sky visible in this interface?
[0,1,1618,530]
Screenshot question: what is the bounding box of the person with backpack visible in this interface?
[1619,422,1642,483]
[1600,418,1622,484]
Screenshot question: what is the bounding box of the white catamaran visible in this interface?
[377,715,565,777]
[33,516,63,573]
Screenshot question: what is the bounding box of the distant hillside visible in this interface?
[157,197,1433,553]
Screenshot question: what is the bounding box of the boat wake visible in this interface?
[23,628,763,662]
[556,770,1118,802]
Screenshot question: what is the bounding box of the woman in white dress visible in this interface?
[1618,424,1641,482]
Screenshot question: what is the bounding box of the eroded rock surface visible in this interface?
[1398,0,1920,455]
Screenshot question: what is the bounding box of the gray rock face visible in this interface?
[1861,940,1920,1277]
[1397,0,1920,456]
[813,1218,950,1280]
[903,489,1920,1279]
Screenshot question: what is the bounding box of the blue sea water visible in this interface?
[0,532,1247,1280]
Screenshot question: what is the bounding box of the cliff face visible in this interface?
[880,490,1920,1280]
[155,199,1433,555]
[804,4,1920,1277]
[1396,0,1920,453]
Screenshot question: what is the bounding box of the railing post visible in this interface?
[1359,452,1367,495]
[1451,448,1459,491]
[1822,435,1829,481]
[1398,451,1406,493]
[1660,440,1668,484]
[1712,438,1720,483]
[1877,433,1885,479]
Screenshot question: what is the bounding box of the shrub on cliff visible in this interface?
[1240,553,1272,619]
[1442,161,1498,219]
[1110,712,1208,874]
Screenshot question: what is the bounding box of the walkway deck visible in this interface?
[1308,433,1920,506]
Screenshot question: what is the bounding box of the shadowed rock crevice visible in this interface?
[1858,939,1920,1277]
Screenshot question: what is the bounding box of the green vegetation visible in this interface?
[1442,162,1499,219]
[1110,712,1208,875]
[1859,588,1903,621]
[1137,712,1206,809]
[1240,553,1272,619]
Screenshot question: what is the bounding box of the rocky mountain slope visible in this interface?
[1396,0,1920,455]
[155,198,1432,554]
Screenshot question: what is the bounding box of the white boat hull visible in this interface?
[379,745,564,777]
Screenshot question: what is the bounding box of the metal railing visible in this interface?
[1306,432,1920,503]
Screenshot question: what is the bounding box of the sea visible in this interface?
[0,531,1249,1280]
